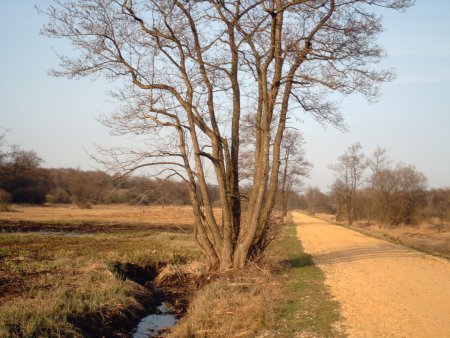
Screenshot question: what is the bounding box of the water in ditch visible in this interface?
[131,303,177,338]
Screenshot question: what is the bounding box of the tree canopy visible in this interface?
[42,0,413,270]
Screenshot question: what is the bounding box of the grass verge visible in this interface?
[273,221,343,337]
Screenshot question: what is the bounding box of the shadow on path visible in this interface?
[314,244,424,265]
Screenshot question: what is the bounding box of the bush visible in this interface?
[47,188,70,204]
[0,188,11,204]
[12,186,48,205]
[70,196,93,209]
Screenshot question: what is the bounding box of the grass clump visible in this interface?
[167,265,280,338]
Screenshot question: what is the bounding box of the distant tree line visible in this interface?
[0,139,201,208]
[45,168,196,208]
[0,159,198,208]
[0,145,50,205]
[297,144,449,228]
[0,141,307,212]
[0,148,306,212]
[3,138,445,227]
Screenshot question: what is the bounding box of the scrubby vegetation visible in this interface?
[298,145,449,229]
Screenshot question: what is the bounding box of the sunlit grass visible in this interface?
[0,229,200,337]
[0,204,221,226]
[274,221,343,337]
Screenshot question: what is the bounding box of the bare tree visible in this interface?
[0,131,11,209]
[0,129,7,171]
[42,0,412,270]
[305,186,318,216]
[330,178,346,221]
[373,164,426,226]
[366,146,391,223]
[330,143,367,224]
[428,189,450,230]
[279,130,311,217]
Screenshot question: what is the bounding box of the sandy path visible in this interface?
[293,212,450,338]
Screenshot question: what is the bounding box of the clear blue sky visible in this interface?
[1,1,449,191]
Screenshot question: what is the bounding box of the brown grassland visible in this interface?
[0,205,203,337]
[0,204,221,227]
[0,205,341,337]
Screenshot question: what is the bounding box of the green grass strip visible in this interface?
[275,222,344,337]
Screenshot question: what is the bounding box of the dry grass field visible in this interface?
[0,204,204,337]
[0,204,214,226]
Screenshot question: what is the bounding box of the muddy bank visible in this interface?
[0,219,192,234]
[67,261,197,338]
[68,286,158,338]
[77,261,210,338]
[1,260,199,338]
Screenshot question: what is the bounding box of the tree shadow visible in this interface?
[284,254,314,268]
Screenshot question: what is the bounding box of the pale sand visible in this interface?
[293,212,450,338]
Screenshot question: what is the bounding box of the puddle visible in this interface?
[131,303,177,338]
[30,231,91,237]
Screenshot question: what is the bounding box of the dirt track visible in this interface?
[293,212,450,338]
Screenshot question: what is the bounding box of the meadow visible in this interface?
[0,205,203,337]
[0,204,208,227]
[0,204,340,337]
